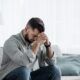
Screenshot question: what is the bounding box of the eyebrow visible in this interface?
[34,35,38,37]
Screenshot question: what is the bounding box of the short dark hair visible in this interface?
[27,17,45,32]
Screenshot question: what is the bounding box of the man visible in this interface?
[0,17,61,80]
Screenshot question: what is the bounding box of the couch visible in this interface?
[56,54,80,80]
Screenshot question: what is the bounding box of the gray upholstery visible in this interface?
[0,47,3,68]
[56,54,80,76]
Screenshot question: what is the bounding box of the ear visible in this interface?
[25,26,30,33]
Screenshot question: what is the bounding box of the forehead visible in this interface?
[33,29,40,37]
[27,25,40,34]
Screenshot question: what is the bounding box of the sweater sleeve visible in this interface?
[3,37,36,67]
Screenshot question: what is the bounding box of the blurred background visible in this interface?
[0,0,80,54]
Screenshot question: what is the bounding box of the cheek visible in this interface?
[28,33,34,39]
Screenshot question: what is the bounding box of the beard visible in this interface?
[24,34,34,44]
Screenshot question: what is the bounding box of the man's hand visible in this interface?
[37,33,54,59]
[37,32,50,46]
[31,32,54,59]
[31,32,47,54]
[36,32,47,45]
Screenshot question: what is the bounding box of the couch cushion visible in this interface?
[56,54,80,76]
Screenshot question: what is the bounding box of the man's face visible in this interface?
[24,25,40,43]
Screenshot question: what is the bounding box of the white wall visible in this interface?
[55,0,80,54]
[0,0,56,46]
[0,0,80,54]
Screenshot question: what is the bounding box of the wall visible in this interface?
[0,0,80,54]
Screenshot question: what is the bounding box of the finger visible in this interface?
[41,35,47,40]
[38,32,45,36]
[41,33,47,38]
[41,40,46,44]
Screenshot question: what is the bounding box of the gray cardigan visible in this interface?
[0,31,55,80]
